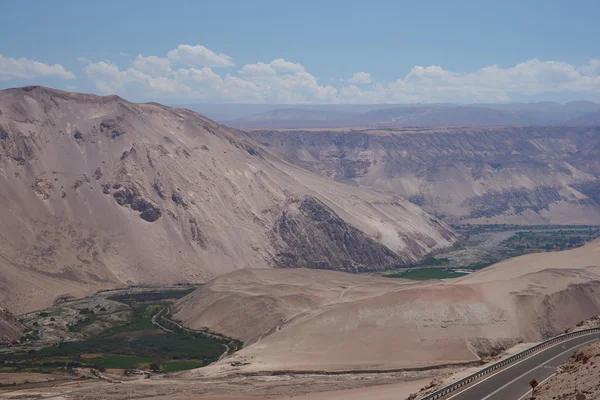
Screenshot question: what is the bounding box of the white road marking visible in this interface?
[442,334,599,400]
[480,337,598,400]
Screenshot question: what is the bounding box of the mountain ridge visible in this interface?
[0,86,456,314]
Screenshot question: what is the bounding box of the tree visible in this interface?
[149,363,161,373]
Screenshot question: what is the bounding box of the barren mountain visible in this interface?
[0,86,455,314]
[246,126,600,224]
[225,102,600,129]
[175,240,600,374]
[569,110,600,125]
[228,108,355,128]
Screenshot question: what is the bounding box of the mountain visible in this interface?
[174,240,600,374]
[354,105,562,126]
[222,102,600,128]
[246,126,600,224]
[227,108,355,128]
[172,103,412,122]
[569,110,600,125]
[0,86,455,314]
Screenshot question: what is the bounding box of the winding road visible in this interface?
[430,331,600,400]
[151,307,231,362]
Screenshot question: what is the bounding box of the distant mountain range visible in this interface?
[174,101,600,128]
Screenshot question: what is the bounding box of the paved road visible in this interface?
[435,332,600,400]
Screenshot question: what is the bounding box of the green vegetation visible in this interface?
[85,355,154,370]
[107,288,196,305]
[386,268,468,280]
[506,227,600,253]
[383,225,600,281]
[1,287,238,374]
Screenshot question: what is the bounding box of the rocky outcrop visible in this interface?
[462,186,566,219]
[246,126,600,224]
[0,308,22,344]
[273,197,406,272]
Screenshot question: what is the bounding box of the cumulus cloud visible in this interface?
[270,59,305,73]
[340,59,600,103]
[81,44,600,104]
[0,54,75,81]
[132,54,171,76]
[77,57,91,63]
[167,45,234,68]
[239,62,276,77]
[238,59,337,103]
[348,72,372,84]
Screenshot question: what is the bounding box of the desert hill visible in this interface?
[174,240,600,375]
[0,86,455,314]
[246,126,600,224]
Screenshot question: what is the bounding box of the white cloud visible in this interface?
[348,72,372,84]
[270,59,305,73]
[82,48,600,104]
[132,54,171,76]
[167,45,234,68]
[339,59,600,103]
[85,61,191,96]
[238,59,338,103]
[77,57,91,63]
[239,62,276,77]
[0,54,75,80]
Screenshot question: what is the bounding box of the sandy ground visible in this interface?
[0,372,439,400]
[282,379,431,400]
[175,240,600,376]
[4,242,600,399]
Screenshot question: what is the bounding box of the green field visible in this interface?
[2,288,236,374]
[507,228,600,253]
[107,288,196,305]
[386,268,468,280]
[85,355,154,370]
[384,225,600,281]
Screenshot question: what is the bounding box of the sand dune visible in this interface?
[175,240,600,375]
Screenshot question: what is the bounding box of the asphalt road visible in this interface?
[435,332,600,400]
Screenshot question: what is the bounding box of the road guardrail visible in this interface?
[418,327,600,400]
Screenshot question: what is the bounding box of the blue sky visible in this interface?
[1,0,599,104]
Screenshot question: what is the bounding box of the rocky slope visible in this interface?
[0,86,455,314]
[246,126,600,224]
[0,308,22,344]
[174,240,600,374]
[533,340,600,400]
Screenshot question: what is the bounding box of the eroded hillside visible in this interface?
[0,308,22,344]
[246,126,600,224]
[0,86,455,314]
[174,240,600,375]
